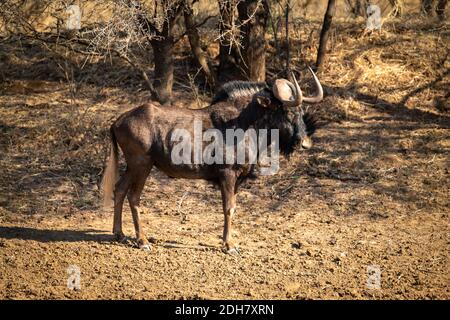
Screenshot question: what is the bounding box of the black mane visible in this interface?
[212,81,269,104]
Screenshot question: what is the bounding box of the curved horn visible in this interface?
[302,67,323,103]
[291,72,303,107]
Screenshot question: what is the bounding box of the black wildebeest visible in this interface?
[101,68,323,254]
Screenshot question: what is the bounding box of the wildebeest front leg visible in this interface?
[219,173,238,254]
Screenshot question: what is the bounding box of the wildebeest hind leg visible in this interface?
[113,170,131,242]
[127,165,152,250]
[219,173,238,255]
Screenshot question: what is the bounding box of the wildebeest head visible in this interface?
[253,67,323,155]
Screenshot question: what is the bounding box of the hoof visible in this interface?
[137,238,151,251]
[222,242,240,255]
[114,232,127,243]
[226,247,240,256]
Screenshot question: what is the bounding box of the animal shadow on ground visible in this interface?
[0,226,114,243]
[0,226,221,252]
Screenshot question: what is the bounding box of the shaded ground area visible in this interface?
[0,18,449,299]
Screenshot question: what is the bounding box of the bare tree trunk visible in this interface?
[422,0,435,16]
[265,0,280,64]
[237,0,268,81]
[133,0,184,104]
[422,0,447,18]
[436,0,448,19]
[284,0,291,75]
[345,0,366,18]
[184,5,217,88]
[316,0,336,71]
[150,37,174,105]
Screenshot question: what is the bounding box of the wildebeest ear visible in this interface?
[255,95,274,109]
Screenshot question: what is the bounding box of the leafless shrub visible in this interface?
[388,0,404,17]
[343,0,370,18]
[82,1,152,56]
[217,0,261,59]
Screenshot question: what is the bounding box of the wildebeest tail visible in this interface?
[101,126,119,208]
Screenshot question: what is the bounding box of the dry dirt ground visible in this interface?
[0,18,449,299]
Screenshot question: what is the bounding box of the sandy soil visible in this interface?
[1,100,448,299]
